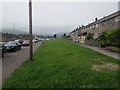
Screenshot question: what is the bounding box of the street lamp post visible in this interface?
[13,23,17,34]
[29,0,33,60]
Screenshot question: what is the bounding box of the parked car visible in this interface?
[4,41,19,52]
[0,43,6,57]
[14,40,22,50]
[15,39,24,44]
[32,39,38,43]
[46,38,50,40]
[18,40,24,44]
[38,38,46,41]
[22,40,29,46]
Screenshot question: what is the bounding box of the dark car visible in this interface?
[14,40,22,50]
[0,43,6,57]
[4,41,19,52]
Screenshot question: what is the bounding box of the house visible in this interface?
[70,10,120,43]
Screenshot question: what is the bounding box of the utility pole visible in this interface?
[13,23,17,34]
[29,0,33,60]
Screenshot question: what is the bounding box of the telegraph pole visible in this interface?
[13,23,17,34]
[29,0,33,60]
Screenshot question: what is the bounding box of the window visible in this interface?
[92,25,95,29]
[88,26,90,30]
[96,24,99,27]
[94,32,99,38]
[102,21,106,26]
[108,19,112,24]
[90,26,92,29]
[115,16,120,22]
[86,27,89,30]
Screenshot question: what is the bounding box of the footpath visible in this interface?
[71,41,119,60]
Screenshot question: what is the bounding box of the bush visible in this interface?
[94,38,101,41]
[99,28,120,47]
[86,33,94,40]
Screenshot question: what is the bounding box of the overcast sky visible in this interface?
[1,1,119,35]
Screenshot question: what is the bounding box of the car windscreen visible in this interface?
[19,40,24,42]
[24,40,29,42]
[8,41,17,45]
[14,41,20,43]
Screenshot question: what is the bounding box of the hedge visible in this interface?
[99,28,120,47]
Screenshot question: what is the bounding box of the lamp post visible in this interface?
[29,0,33,60]
[13,23,17,34]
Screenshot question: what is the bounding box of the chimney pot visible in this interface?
[95,18,98,21]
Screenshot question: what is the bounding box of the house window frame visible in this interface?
[96,24,99,27]
[102,21,106,26]
[108,18,112,24]
[115,16,120,22]
[90,26,92,29]
[92,25,95,29]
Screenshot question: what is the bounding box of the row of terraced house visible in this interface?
[70,10,120,44]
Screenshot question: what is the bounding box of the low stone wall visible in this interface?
[106,46,120,53]
[85,40,101,47]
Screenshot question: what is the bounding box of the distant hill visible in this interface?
[1,28,70,37]
[56,32,70,38]
[2,28,28,34]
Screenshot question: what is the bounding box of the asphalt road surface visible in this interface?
[2,41,42,83]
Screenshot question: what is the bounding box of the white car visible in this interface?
[32,39,38,43]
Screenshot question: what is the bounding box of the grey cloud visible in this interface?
[1,2,118,35]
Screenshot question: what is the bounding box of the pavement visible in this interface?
[2,41,42,83]
[71,41,119,60]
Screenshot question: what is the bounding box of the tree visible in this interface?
[54,34,57,38]
[63,33,66,37]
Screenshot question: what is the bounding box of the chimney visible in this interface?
[95,18,98,21]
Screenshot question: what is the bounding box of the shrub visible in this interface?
[86,33,94,40]
[94,38,101,41]
[99,28,120,47]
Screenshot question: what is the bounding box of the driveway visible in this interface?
[2,41,42,83]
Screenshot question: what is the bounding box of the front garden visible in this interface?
[86,28,120,52]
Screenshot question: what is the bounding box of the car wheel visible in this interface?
[18,47,20,50]
[19,47,21,50]
[17,47,20,51]
[2,53,4,57]
[14,47,17,52]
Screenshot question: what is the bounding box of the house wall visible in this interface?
[70,11,120,41]
[86,11,120,35]
[70,11,120,42]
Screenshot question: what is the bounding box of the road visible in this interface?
[2,41,42,83]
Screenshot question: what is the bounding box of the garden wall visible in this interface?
[85,40,101,47]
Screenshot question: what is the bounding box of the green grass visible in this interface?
[3,39,120,88]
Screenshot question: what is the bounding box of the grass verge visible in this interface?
[3,39,120,88]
